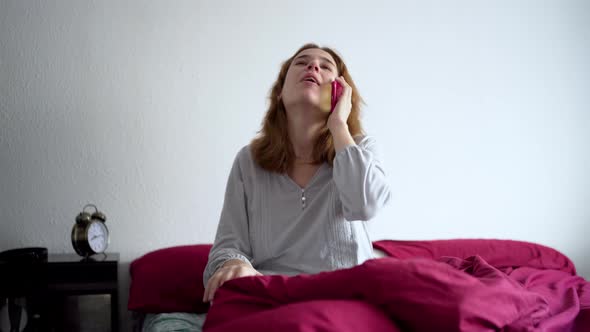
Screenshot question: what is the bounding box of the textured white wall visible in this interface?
[1,0,588,329]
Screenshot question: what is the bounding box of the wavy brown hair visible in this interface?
[251,43,364,173]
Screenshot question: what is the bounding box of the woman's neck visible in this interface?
[286,105,325,160]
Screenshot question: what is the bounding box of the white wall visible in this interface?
[1,0,588,330]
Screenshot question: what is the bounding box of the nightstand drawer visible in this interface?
[47,261,117,284]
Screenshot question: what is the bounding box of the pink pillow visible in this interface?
[373,239,576,275]
[128,244,212,313]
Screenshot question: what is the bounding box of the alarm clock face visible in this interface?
[88,221,109,253]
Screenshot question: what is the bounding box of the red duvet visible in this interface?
[203,241,589,332]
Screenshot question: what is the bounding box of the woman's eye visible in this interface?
[295,61,305,65]
[321,65,332,71]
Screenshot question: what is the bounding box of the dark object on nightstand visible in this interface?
[0,247,48,332]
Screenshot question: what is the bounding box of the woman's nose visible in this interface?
[307,62,319,71]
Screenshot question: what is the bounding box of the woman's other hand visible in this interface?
[203,259,262,303]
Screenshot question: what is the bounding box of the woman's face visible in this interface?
[281,48,339,110]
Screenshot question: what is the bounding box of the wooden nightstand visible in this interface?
[45,253,119,332]
[0,252,119,332]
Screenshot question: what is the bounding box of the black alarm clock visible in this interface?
[71,204,109,257]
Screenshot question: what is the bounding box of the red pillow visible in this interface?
[372,239,576,275]
[128,244,212,313]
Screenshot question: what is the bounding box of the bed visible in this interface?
[128,239,590,331]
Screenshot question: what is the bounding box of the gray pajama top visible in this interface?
[203,135,391,286]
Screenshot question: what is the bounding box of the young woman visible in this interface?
[203,43,391,302]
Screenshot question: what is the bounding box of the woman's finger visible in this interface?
[336,76,351,91]
[203,276,215,302]
[336,76,349,86]
[210,269,235,301]
[208,283,218,302]
[208,276,224,301]
[205,271,225,302]
[334,76,352,102]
